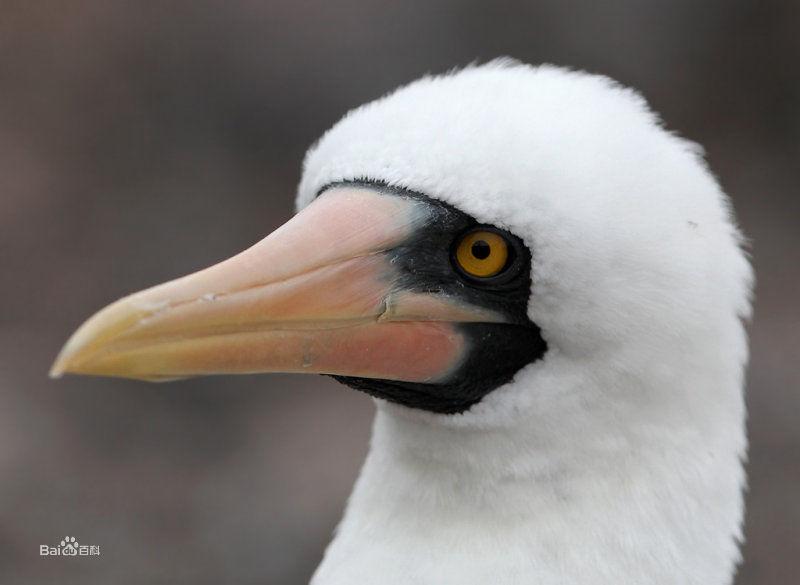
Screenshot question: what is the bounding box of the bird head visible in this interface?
[51,61,752,429]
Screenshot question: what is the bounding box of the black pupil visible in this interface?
[471,240,491,260]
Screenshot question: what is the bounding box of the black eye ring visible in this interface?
[450,225,526,287]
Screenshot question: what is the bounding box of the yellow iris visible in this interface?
[455,230,509,278]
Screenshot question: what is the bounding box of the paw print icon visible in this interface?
[60,536,79,555]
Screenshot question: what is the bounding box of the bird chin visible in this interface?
[331,320,547,415]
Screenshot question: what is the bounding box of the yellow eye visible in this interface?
[454,230,510,278]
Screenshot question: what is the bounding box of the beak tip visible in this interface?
[49,350,71,379]
[50,331,89,379]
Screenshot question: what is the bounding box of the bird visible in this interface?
[51,60,753,585]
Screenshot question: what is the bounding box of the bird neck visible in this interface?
[312,361,746,585]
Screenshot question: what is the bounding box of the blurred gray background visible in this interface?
[1,1,797,583]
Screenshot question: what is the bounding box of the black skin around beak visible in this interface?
[321,181,548,414]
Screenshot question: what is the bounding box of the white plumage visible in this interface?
[298,61,753,585]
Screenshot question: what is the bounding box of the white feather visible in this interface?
[296,60,753,585]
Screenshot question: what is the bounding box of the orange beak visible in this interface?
[50,186,504,384]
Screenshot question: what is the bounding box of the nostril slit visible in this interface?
[377,296,392,322]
